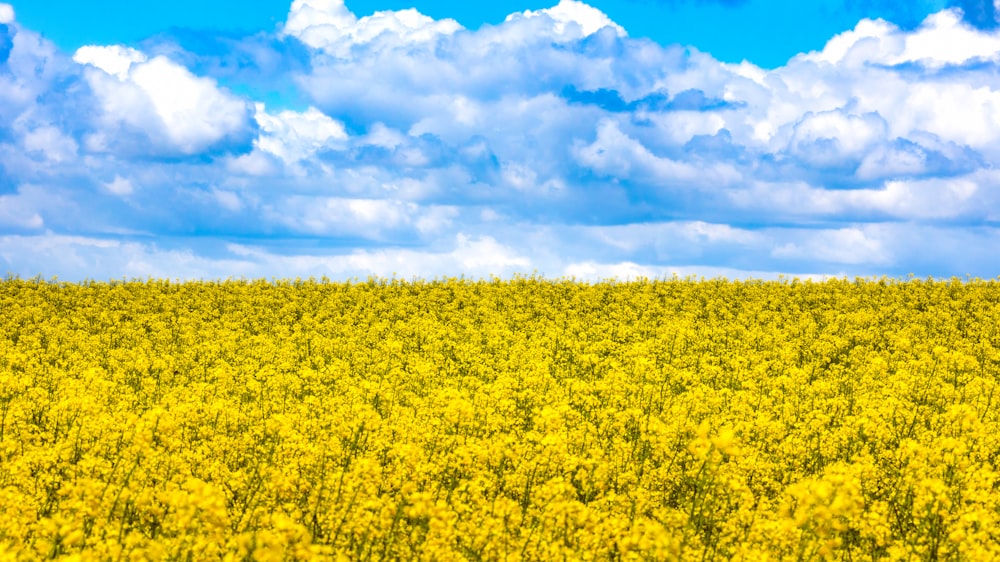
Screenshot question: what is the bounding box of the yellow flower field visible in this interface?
[1,276,999,561]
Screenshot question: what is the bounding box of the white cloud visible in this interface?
[361,123,407,149]
[104,176,134,196]
[0,26,73,117]
[887,83,1000,148]
[682,221,760,244]
[562,260,660,280]
[856,142,930,180]
[803,10,1000,69]
[713,13,1000,158]
[288,1,638,134]
[890,10,1000,66]
[804,17,902,67]
[254,103,348,164]
[6,3,1000,282]
[265,196,458,238]
[22,125,79,163]
[0,234,260,281]
[480,208,503,222]
[574,119,740,185]
[228,233,530,278]
[639,110,728,146]
[788,109,887,166]
[0,3,14,24]
[505,0,626,39]
[283,0,461,54]
[225,150,280,177]
[562,261,836,282]
[75,47,252,154]
[73,45,147,80]
[283,0,357,43]
[729,171,989,221]
[0,192,44,229]
[572,221,764,266]
[212,190,243,212]
[415,205,459,233]
[451,233,531,270]
[130,57,250,152]
[867,177,980,219]
[771,227,889,265]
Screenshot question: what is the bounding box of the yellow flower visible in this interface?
[3,276,1000,560]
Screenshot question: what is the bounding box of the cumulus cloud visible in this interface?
[74,45,255,155]
[0,232,531,281]
[283,0,462,55]
[0,3,12,25]
[3,0,1000,281]
[253,103,348,165]
[574,119,740,186]
[845,0,998,31]
[103,176,134,196]
[264,196,457,239]
[505,0,627,38]
[560,262,835,282]
[0,191,44,230]
[73,45,147,80]
[787,110,887,168]
[771,227,890,265]
[20,125,79,163]
[805,8,1000,67]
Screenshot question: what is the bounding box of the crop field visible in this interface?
[1,276,1000,560]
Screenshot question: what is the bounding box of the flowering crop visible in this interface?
[2,275,1000,560]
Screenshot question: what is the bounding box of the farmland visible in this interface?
[1,276,999,560]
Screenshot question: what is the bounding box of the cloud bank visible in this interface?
[1,0,999,281]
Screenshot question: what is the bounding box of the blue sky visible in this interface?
[1,0,1000,281]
